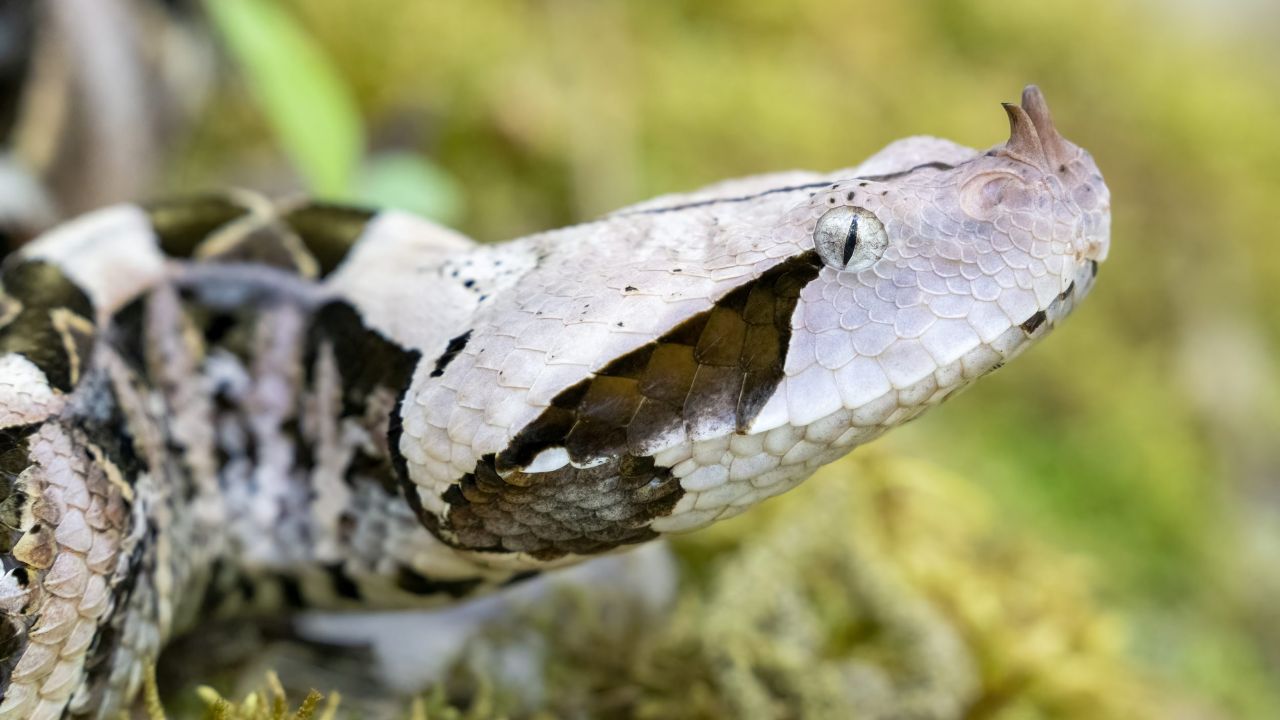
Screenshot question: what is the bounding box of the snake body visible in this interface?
[0,86,1109,718]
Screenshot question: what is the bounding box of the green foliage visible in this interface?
[140,668,335,720]
[207,0,364,197]
[355,152,465,226]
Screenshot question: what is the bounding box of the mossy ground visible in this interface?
[152,452,1188,719]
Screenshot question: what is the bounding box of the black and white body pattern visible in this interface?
[0,87,1109,718]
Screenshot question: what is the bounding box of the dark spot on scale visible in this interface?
[672,268,682,273]
[503,570,541,587]
[827,197,836,204]
[0,422,38,486]
[441,484,466,507]
[846,191,855,201]
[463,279,475,289]
[394,566,482,598]
[624,286,637,292]
[278,575,305,609]
[202,313,236,345]
[237,574,257,602]
[110,295,150,376]
[616,322,624,327]
[323,564,362,601]
[859,181,868,187]
[0,614,28,690]
[307,301,421,418]
[72,370,144,484]
[1090,260,1099,278]
[1059,164,1067,173]
[1020,311,1047,334]
[881,190,889,196]
[387,385,419,529]
[430,331,472,378]
[344,447,397,494]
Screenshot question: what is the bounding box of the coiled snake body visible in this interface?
[0,87,1109,718]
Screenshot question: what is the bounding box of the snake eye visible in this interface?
[812,206,889,272]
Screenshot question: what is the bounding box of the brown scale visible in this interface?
[438,252,824,560]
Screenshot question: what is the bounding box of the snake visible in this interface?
[0,85,1109,718]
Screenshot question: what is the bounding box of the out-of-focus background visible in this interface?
[4,0,1279,717]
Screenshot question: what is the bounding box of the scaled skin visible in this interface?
[0,86,1109,718]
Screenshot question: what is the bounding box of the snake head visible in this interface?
[403,85,1111,556]
[644,87,1112,534]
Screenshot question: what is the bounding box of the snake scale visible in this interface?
[0,86,1109,718]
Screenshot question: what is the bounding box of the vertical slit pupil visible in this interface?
[841,215,859,266]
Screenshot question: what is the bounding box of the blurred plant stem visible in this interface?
[206,0,363,197]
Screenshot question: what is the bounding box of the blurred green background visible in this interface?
[147,0,1280,716]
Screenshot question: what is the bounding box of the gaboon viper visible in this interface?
[0,86,1109,718]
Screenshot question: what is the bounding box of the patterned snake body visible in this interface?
[0,86,1109,718]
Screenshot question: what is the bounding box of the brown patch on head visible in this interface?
[444,453,680,559]
[432,252,824,559]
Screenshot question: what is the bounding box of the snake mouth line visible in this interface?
[1022,260,1098,337]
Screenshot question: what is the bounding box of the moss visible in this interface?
[159,452,1187,719]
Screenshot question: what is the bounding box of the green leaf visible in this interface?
[206,0,363,196]
[354,152,465,225]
